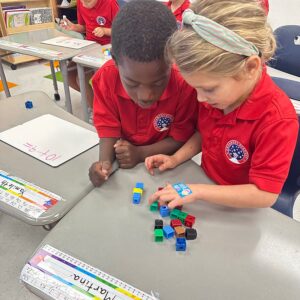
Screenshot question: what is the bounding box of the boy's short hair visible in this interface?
[111,0,177,64]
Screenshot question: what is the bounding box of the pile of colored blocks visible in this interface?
[132,182,144,204]
[151,197,197,251]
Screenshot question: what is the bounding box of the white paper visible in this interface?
[0,114,99,167]
[42,36,95,49]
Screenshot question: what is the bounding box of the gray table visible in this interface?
[0,29,99,113]
[72,44,111,122]
[0,91,98,225]
[22,161,300,299]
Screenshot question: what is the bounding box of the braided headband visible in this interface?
[182,9,260,57]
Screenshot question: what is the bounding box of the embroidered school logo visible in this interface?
[225,140,249,164]
[96,16,106,26]
[153,114,173,132]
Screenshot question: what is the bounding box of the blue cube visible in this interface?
[176,237,186,251]
[136,182,144,190]
[132,193,141,204]
[160,205,170,217]
[163,225,175,239]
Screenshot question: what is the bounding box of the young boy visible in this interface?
[61,0,119,116]
[166,0,190,22]
[89,0,198,187]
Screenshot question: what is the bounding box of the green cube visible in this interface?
[154,229,163,242]
[178,211,188,222]
[170,209,181,219]
[150,201,159,211]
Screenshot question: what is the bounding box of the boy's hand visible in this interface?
[60,17,75,31]
[114,139,140,168]
[148,183,195,209]
[145,154,177,175]
[93,27,106,37]
[89,161,112,187]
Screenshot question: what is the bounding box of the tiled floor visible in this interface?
[1,59,84,120]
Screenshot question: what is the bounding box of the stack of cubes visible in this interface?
[132,182,144,204]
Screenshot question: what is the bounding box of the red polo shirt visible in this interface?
[261,0,269,14]
[198,69,298,194]
[77,0,119,45]
[93,60,197,145]
[166,0,190,22]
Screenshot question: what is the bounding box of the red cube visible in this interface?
[170,219,182,228]
[185,215,195,228]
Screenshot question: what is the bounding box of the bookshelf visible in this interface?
[0,0,57,69]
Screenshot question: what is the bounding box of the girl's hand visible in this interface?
[148,183,196,209]
[145,154,178,175]
[89,161,112,187]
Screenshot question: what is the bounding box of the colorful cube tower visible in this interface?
[132,182,144,204]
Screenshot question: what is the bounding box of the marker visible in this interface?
[62,15,67,26]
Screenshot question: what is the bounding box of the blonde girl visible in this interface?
[146,0,298,209]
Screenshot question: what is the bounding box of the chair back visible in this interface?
[268,25,300,77]
[272,115,300,217]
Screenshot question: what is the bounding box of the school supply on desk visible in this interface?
[21,244,156,300]
[0,39,63,57]
[0,114,99,167]
[42,36,95,49]
[0,170,62,218]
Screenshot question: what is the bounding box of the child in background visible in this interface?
[146,0,298,209]
[89,0,198,187]
[61,0,119,119]
[166,0,190,23]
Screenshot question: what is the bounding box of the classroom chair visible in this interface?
[272,114,300,218]
[272,77,300,101]
[268,25,300,77]
[118,0,128,7]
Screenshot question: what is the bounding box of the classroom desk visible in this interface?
[0,91,98,226]
[72,44,110,122]
[22,161,300,299]
[0,56,10,97]
[0,28,99,113]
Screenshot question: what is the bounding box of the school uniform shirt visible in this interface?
[93,60,198,146]
[261,0,269,14]
[77,0,119,45]
[166,0,190,22]
[198,68,298,194]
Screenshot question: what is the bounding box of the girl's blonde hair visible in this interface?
[166,0,276,76]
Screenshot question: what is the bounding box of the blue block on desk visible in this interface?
[163,225,174,239]
[160,205,170,217]
[136,182,144,190]
[132,193,141,204]
[25,101,33,109]
[176,237,186,251]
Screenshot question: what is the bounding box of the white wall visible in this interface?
[268,0,300,29]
